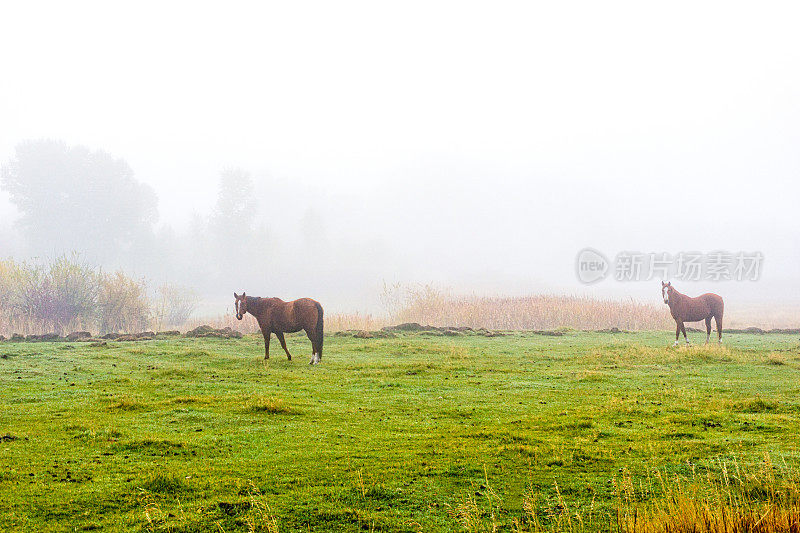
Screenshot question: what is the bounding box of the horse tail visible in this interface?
[714,296,724,341]
[314,301,324,356]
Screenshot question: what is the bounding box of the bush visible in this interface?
[0,256,196,335]
[46,256,98,331]
[97,272,150,334]
[0,259,26,332]
[0,256,98,334]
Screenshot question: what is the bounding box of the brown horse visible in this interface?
[234,292,324,364]
[661,282,723,346]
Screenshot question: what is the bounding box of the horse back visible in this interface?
[698,293,724,315]
[266,297,321,333]
[674,292,723,322]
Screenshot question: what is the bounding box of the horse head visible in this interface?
[234,292,247,320]
[661,281,673,304]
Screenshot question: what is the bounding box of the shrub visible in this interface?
[0,256,97,334]
[97,271,150,334]
[0,259,27,332]
[0,256,209,335]
[45,255,98,331]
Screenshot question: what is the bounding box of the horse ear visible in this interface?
[242,292,246,298]
[661,281,666,287]
[234,292,239,299]
[667,282,671,286]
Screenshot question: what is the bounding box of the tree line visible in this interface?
[0,139,271,300]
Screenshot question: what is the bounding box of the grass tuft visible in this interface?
[139,473,191,495]
[734,397,781,413]
[767,352,787,365]
[108,397,148,411]
[246,396,296,415]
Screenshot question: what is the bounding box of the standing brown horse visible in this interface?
[661,282,723,346]
[234,293,324,364]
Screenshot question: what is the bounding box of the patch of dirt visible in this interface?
[66,331,92,341]
[97,331,157,342]
[334,330,396,339]
[218,501,250,516]
[381,322,429,332]
[184,325,243,339]
[25,333,62,342]
[379,324,505,337]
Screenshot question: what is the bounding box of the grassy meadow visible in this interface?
[1,329,800,531]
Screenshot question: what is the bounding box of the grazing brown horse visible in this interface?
[234,292,324,364]
[661,282,723,346]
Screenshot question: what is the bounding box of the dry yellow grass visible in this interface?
[612,454,800,533]
[393,287,673,331]
[507,453,800,532]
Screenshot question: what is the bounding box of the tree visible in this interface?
[0,140,158,263]
[208,168,257,271]
[210,167,256,243]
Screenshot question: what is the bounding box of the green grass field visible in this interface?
[1,330,799,532]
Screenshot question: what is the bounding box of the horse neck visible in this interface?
[668,289,684,307]
[246,296,264,315]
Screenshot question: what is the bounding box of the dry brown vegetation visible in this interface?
[392,286,673,331]
[3,259,796,336]
[0,257,196,335]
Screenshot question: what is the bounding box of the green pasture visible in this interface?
[1,330,799,531]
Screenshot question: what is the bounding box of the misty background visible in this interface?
[1,1,798,319]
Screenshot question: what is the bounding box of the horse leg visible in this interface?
[275,332,291,361]
[673,322,680,347]
[305,328,319,365]
[705,317,712,344]
[262,330,271,359]
[680,322,689,345]
[312,334,322,364]
[715,314,723,344]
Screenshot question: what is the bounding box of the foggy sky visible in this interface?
[1,1,798,313]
